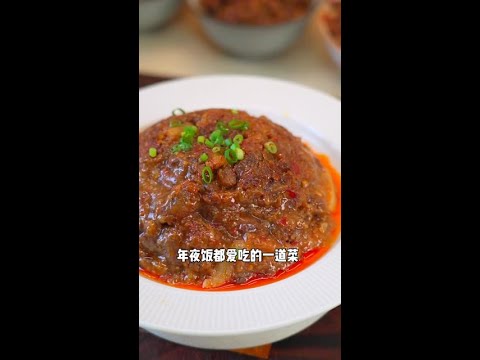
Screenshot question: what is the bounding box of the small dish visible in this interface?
[317,0,341,67]
[188,0,320,58]
[139,0,183,31]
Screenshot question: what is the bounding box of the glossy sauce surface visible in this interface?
[140,109,340,289]
[140,152,341,291]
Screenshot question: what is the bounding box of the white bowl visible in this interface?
[317,2,341,68]
[139,75,341,350]
[187,0,319,58]
[139,0,183,31]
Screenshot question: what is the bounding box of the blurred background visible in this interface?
[139,0,341,98]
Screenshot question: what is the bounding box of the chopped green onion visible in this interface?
[202,166,213,184]
[230,143,240,150]
[172,142,192,153]
[172,125,198,153]
[182,135,194,145]
[182,126,197,142]
[169,119,183,127]
[212,146,221,153]
[209,130,224,145]
[225,138,232,146]
[228,120,249,130]
[199,153,208,162]
[148,147,157,158]
[264,141,277,154]
[231,109,239,114]
[235,148,245,160]
[216,122,229,134]
[197,135,205,144]
[183,125,198,135]
[172,108,186,116]
[205,139,214,148]
[233,134,243,144]
[209,129,222,139]
[224,148,238,165]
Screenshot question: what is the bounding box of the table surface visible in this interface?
[139,3,341,99]
[138,74,341,360]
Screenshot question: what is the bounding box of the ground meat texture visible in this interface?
[139,109,337,288]
[217,166,237,188]
[200,0,311,25]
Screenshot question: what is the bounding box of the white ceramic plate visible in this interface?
[139,75,341,349]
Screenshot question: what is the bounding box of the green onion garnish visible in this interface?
[199,153,208,162]
[224,148,238,165]
[231,109,239,114]
[202,166,213,184]
[209,130,224,145]
[181,126,197,143]
[212,146,221,153]
[172,125,198,153]
[183,125,197,134]
[149,147,157,158]
[197,135,205,144]
[205,139,214,148]
[172,142,192,153]
[230,143,240,150]
[172,108,186,116]
[235,148,245,160]
[228,120,249,130]
[233,134,243,144]
[216,122,229,134]
[264,141,277,154]
[181,131,194,142]
[225,138,232,146]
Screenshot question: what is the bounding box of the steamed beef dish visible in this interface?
[139,109,338,288]
[200,0,311,25]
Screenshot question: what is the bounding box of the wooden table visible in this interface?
[139,74,341,360]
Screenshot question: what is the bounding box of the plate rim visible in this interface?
[139,74,341,104]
